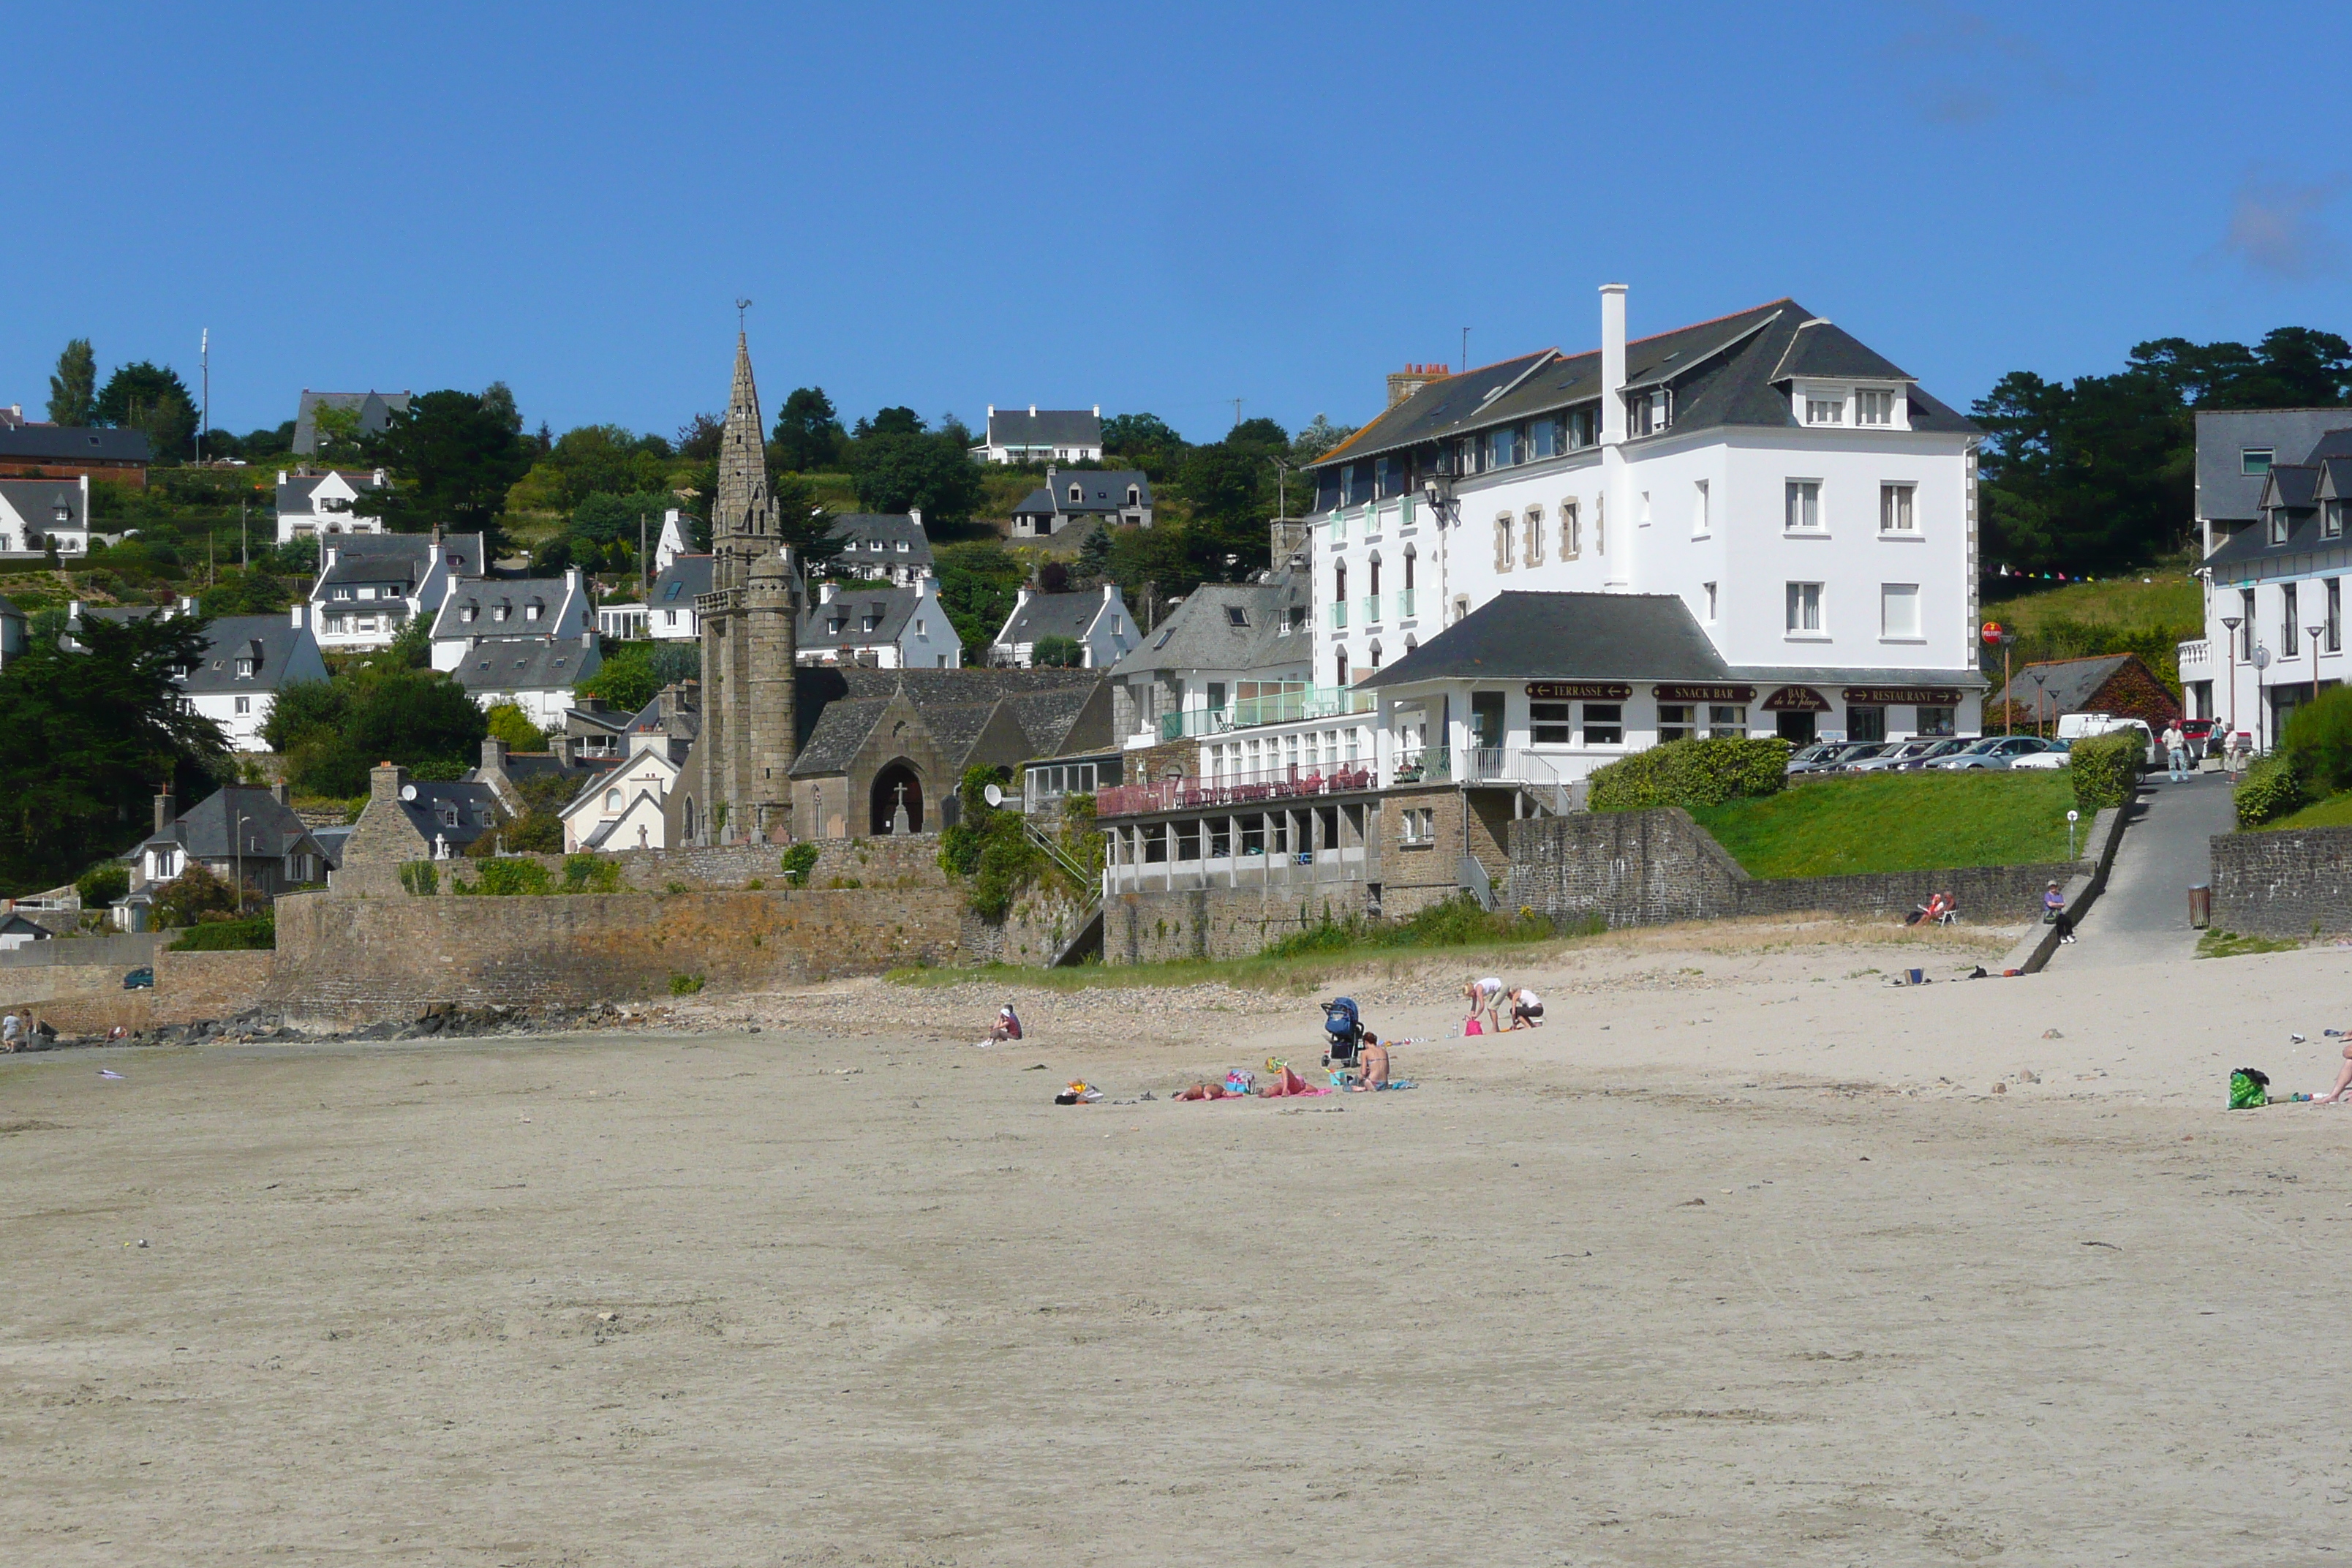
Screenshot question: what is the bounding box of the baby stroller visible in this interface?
[1322,997,1365,1068]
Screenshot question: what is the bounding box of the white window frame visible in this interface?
[1493,513,1515,573]
[1692,479,1709,538]
[1880,582,1922,641]
[1804,391,1845,426]
[1855,388,1896,426]
[1523,505,1543,567]
[1785,581,1825,636]
[1880,482,1917,535]
[1785,480,1823,533]
[1561,500,1580,559]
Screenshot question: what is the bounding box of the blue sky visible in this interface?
[8,1,2348,447]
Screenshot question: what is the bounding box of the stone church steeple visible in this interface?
[697,328,798,843]
[711,331,780,595]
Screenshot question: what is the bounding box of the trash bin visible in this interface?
[2188,884,2212,929]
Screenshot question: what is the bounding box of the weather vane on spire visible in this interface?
[736,297,753,331]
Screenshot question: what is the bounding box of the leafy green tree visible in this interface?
[48,339,97,426]
[579,641,699,714]
[853,406,925,439]
[1291,414,1357,463]
[676,411,725,461]
[154,860,244,928]
[363,388,533,543]
[1030,634,1085,668]
[483,701,546,750]
[75,861,129,908]
[852,430,984,520]
[1227,416,1289,451]
[261,680,345,755]
[283,668,487,796]
[934,540,1027,656]
[0,611,230,892]
[771,387,846,471]
[1075,521,1114,581]
[568,490,676,547]
[197,568,291,618]
[94,361,189,427]
[480,380,523,436]
[309,402,364,457]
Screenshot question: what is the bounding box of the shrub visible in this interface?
[2283,687,2352,795]
[668,972,705,995]
[780,842,821,887]
[1588,736,1791,813]
[1261,893,1558,959]
[398,861,440,897]
[2236,755,2307,828]
[454,857,554,896]
[168,912,274,951]
[2069,728,2146,813]
[484,702,546,751]
[75,862,129,908]
[153,862,243,928]
[562,853,620,892]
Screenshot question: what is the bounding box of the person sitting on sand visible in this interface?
[1507,986,1544,1029]
[2313,1039,2352,1104]
[989,1003,1023,1044]
[1461,976,1505,1033]
[1350,1032,1390,1090]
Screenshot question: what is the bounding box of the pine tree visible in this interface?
[47,339,96,426]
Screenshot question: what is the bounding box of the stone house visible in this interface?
[1989,652,2181,731]
[331,764,503,891]
[131,785,333,898]
[1009,466,1152,537]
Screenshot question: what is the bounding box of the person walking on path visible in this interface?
[1,1011,21,1052]
[2163,721,2189,784]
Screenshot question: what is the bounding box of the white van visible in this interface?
[2057,712,2157,758]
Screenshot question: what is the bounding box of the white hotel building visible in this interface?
[1166,288,1984,800]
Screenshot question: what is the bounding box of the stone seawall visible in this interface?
[2211,824,2352,938]
[267,886,967,1021]
[1107,883,1373,965]
[0,949,274,1036]
[344,836,947,897]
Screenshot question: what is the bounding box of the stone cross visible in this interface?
[891,780,912,837]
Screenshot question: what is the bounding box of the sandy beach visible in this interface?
[6,917,2351,1565]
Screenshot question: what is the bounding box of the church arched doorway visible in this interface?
[870,761,925,834]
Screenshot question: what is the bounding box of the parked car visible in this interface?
[1847,738,1953,772]
[2010,737,2074,770]
[123,966,154,990]
[1820,741,1899,773]
[1891,737,1974,769]
[1786,741,1864,774]
[1929,735,2053,770]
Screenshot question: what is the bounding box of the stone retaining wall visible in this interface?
[397,836,947,896]
[2211,823,2352,938]
[0,949,274,1036]
[1106,883,1373,965]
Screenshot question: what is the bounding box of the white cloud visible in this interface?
[2219,173,2348,281]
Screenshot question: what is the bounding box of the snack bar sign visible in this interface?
[1653,683,1756,703]
[1525,682,1633,701]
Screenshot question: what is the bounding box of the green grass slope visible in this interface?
[1691,771,2079,879]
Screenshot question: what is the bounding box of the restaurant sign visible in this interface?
[1526,682,1633,701]
[1760,685,1833,712]
[1840,686,1964,706]
[1653,682,1756,703]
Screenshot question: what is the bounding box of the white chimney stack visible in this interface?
[1028,404,1038,417]
[290,604,305,630]
[1599,283,1628,446]
[819,581,837,605]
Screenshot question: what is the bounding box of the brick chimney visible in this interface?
[1386,363,1449,408]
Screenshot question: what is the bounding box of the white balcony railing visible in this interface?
[2178,638,2212,669]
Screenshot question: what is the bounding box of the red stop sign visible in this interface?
[1980,621,2004,645]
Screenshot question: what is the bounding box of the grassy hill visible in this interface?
[1691,771,2078,878]
[1980,566,2203,693]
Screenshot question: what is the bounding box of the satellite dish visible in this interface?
[399,784,418,801]
[983,783,1004,807]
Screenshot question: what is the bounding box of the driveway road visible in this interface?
[2047,769,2237,970]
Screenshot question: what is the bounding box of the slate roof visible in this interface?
[1013,470,1153,517]
[316,532,484,590]
[451,636,599,694]
[1311,299,1972,473]
[142,786,321,862]
[0,477,88,530]
[997,588,1117,648]
[2195,410,2352,525]
[650,554,713,606]
[1109,575,1309,678]
[801,584,922,648]
[385,779,500,853]
[431,578,563,639]
[826,513,932,572]
[629,684,700,745]
[789,697,891,775]
[276,470,385,512]
[1357,592,1732,687]
[180,613,323,695]
[293,391,411,456]
[1988,653,2147,713]
[787,666,1107,777]
[0,426,151,464]
[986,408,1101,449]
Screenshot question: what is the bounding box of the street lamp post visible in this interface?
[2026,668,2051,736]
[235,813,247,918]
[2253,644,2272,755]
[2221,614,2242,772]
[2310,623,2327,712]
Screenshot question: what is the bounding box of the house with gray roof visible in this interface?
[0,474,92,556]
[1104,570,1315,747]
[429,568,593,674]
[131,785,333,900]
[63,598,328,750]
[0,424,152,486]
[826,510,934,585]
[2186,419,2352,742]
[990,582,1134,669]
[648,554,713,641]
[1010,466,1153,538]
[274,468,388,543]
[973,405,1102,465]
[799,574,961,669]
[450,631,602,730]
[331,765,504,889]
[293,390,412,456]
[309,530,485,652]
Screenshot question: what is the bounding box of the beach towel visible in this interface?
[1259,1066,1331,1098]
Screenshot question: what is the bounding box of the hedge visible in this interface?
[2235,755,2307,828]
[168,913,274,951]
[2068,729,2146,814]
[1588,736,1791,813]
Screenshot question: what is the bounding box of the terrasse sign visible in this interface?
[1525,682,1632,700]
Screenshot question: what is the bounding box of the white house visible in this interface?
[429,569,595,672]
[449,631,602,730]
[972,405,1103,464]
[991,582,1134,669]
[1010,467,1153,538]
[559,742,686,853]
[274,469,389,543]
[0,475,91,555]
[66,600,329,751]
[826,510,932,586]
[1278,285,1981,785]
[648,554,712,641]
[1104,568,1316,747]
[2182,413,2352,751]
[652,508,695,573]
[798,573,962,668]
[310,531,485,652]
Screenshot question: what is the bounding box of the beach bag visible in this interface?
[1463,1017,1484,1036]
[2228,1068,2270,1110]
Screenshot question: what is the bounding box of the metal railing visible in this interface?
[1461,747,1574,814]
[1153,686,1376,741]
[1097,760,1379,818]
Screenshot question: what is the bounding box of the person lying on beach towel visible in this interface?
[1260,1065,1330,1098]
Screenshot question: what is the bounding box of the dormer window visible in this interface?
[1068,485,1082,504]
[52,504,70,524]
[494,603,510,622]
[333,587,354,600]
[1629,388,1672,435]
[437,802,459,826]
[1805,392,1844,425]
[235,657,255,677]
[1855,389,1896,426]
[526,600,544,622]
[2328,501,2346,540]
[2270,508,2291,546]
[1126,486,1140,505]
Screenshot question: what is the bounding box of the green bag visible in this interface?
[2229,1068,2271,1110]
